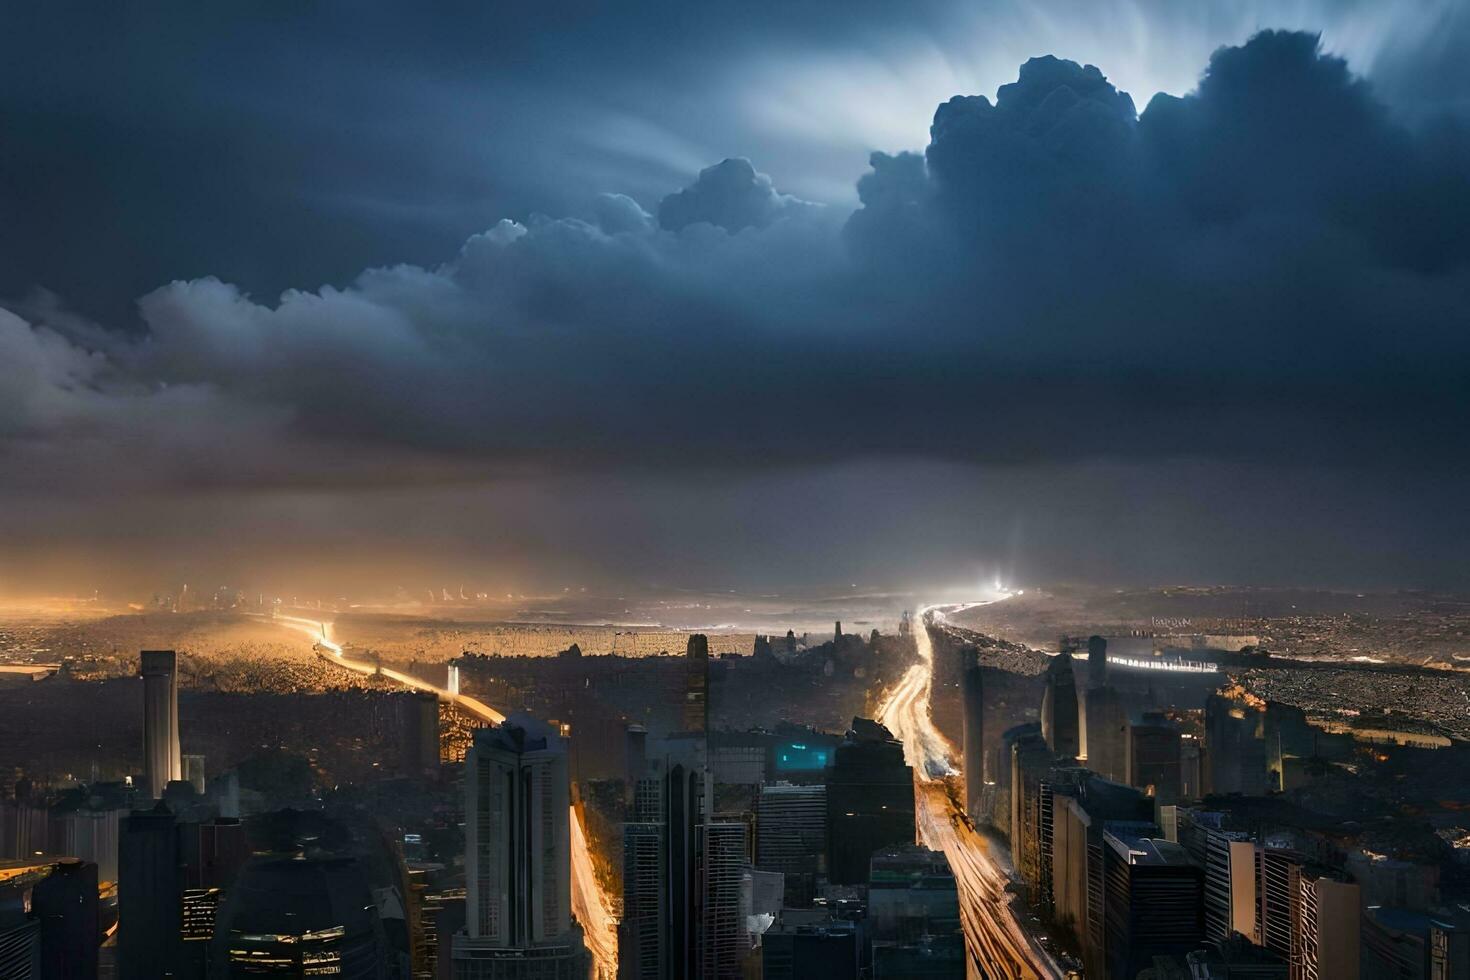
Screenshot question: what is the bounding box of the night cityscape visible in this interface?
[2,3,1470,979]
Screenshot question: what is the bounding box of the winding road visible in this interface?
[263,613,619,979]
[875,604,1063,980]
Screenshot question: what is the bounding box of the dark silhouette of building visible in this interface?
[825,719,914,885]
[119,804,182,980]
[872,934,964,978]
[140,650,182,800]
[1081,684,1127,782]
[625,725,648,804]
[960,647,984,818]
[1126,710,1183,804]
[432,895,466,980]
[1087,635,1108,690]
[398,691,440,778]
[33,858,99,980]
[120,805,249,978]
[683,635,710,734]
[1187,934,1289,978]
[1204,695,1270,796]
[868,846,961,942]
[1040,652,1080,758]
[210,854,390,977]
[761,913,860,980]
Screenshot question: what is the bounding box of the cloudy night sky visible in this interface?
[2,1,1468,598]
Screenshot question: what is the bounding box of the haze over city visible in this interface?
[2,3,1469,979]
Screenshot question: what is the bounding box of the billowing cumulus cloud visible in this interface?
[657,158,819,232]
[2,29,1468,591]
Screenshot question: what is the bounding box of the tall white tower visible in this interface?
[463,715,575,948]
[139,650,181,799]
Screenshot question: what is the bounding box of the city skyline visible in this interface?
[2,4,1469,979]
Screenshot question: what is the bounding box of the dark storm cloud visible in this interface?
[3,30,1469,498]
[4,24,1470,594]
[5,2,1467,324]
[657,158,819,232]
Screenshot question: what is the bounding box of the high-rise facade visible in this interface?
[622,745,760,980]
[1009,729,1053,889]
[1101,829,1204,980]
[620,820,667,980]
[455,716,588,980]
[755,783,826,907]
[696,822,747,980]
[961,648,985,818]
[1048,775,1154,971]
[682,635,710,734]
[140,650,182,800]
[1294,871,1359,980]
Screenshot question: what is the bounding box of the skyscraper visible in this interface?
[697,822,747,980]
[1101,829,1204,979]
[31,858,99,980]
[825,719,915,885]
[119,804,182,980]
[1295,871,1359,980]
[1081,685,1127,782]
[1051,782,1153,977]
[961,647,985,818]
[625,738,763,980]
[454,716,589,979]
[139,650,181,800]
[683,635,710,734]
[399,691,441,778]
[1009,729,1053,889]
[620,818,667,980]
[755,783,826,907]
[1087,635,1108,690]
[1040,652,1080,758]
[1204,693,1270,796]
[1126,711,1183,803]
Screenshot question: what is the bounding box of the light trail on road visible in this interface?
[876,603,1063,980]
[262,613,618,979]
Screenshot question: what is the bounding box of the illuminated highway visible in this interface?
[263,613,619,979]
[876,604,1063,980]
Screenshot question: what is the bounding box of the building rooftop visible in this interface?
[1104,829,1193,866]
